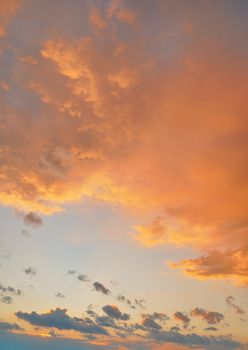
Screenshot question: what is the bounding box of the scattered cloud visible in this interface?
[23,267,37,277]
[102,305,130,321]
[23,212,43,228]
[77,274,90,282]
[174,312,190,326]
[67,270,76,275]
[1,295,13,304]
[190,308,224,325]
[93,282,111,295]
[55,292,65,298]
[226,296,245,314]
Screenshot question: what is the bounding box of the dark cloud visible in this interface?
[148,329,241,349]
[55,292,65,298]
[16,308,108,335]
[77,274,90,282]
[191,308,224,324]
[67,270,76,275]
[23,212,43,228]
[102,305,129,321]
[170,326,180,332]
[93,282,111,295]
[147,312,169,322]
[174,312,190,325]
[135,299,146,309]
[116,294,135,309]
[0,283,22,296]
[0,321,23,331]
[1,295,13,304]
[226,296,245,314]
[205,327,218,331]
[142,316,161,330]
[23,267,36,276]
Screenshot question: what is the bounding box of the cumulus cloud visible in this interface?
[16,308,108,335]
[226,296,245,315]
[102,305,130,321]
[190,308,224,325]
[93,282,111,295]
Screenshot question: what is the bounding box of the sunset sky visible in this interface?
[0,1,248,349]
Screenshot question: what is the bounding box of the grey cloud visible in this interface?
[55,292,65,298]
[23,267,36,276]
[0,283,22,296]
[142,316,161,330]
[16,308,108,335]
[148,329,241,349]
[77,274,90,282]
[1,296,13,304]
[226,296,245,314]
[67,270,76,275]
[0,321,23,331]
[102,304,130,321]
[174,311,190,324]
[191,308,224,324]
[93,282,111,295]
[23,212,43,228]
[205,327,218,331]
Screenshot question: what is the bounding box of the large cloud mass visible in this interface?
[0,0,247,285]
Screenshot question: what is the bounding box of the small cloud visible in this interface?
[77,274,90,282]
[23,266,37,277]
[142,316,161,330]
[1,295,13,304]
[23,212,43,228]
[205,326,218,331]
[55,292,65,298]
[67,269,76,275]
[21,230,31,237]
[174,312,190,326]
[226,296,245,314]
[0,283,22,296]
[102,304,129,321]
[190,308,224,324]
[93,282,111,295]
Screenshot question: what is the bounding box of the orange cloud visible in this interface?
[0,0,248,286]
[133,217,167,247]
[169,247,248,286]
[0,0,20,37]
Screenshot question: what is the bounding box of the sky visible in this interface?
[0,0,248,349]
